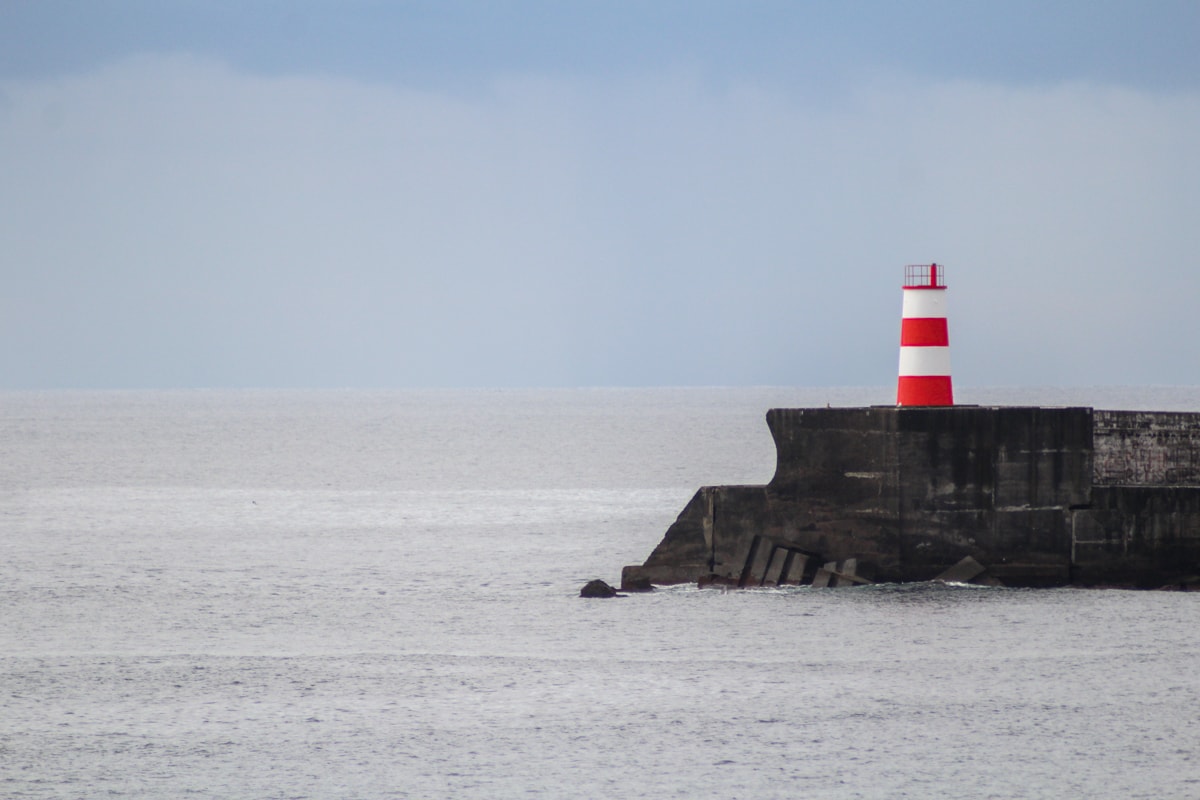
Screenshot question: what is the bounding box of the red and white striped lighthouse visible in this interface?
[896,263,953,406]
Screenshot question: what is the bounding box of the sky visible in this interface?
[2,1,1198,389]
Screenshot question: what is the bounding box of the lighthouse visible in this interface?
[896,263,953,406]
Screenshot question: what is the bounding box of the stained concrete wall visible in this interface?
[891,406,1091,586]
[1094,411,1200,486]
[622,405,1200,590]
[1072,487,1200,585]
[763,408,903,579]
[1076,411,1200,585]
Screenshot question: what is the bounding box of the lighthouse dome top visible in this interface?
[904,263,946,289]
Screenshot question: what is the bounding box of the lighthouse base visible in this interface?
[896,375,954,406]
[621,406,1200,590]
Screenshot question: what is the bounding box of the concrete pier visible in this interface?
[622,406,1200,589]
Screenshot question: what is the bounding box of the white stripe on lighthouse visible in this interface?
[898,346,952,376]
[901,289,948,318]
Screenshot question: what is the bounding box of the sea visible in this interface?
[3,386,1199,799]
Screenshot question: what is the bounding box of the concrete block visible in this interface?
[810,562,837,588]
[935,555,986,583]
[762,547,788,586]
[781,552,808,585]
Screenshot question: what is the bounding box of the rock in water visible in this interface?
[579,579,618,598]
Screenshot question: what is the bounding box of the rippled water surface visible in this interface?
[3,387,1200,798]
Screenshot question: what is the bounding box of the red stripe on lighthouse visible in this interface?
[897,376,954,406]
[900,317,949,347]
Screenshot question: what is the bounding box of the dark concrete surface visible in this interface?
[622,406,1200,590]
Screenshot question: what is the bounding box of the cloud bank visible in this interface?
[2,55,1197,388]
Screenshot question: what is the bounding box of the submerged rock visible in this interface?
[579,579,619,598]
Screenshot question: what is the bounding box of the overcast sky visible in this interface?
[2,1,1198,389]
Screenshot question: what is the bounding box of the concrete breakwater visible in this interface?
[621,406,1200,589]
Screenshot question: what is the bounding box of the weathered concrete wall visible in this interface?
[1094,410,1200,486]
[891,406,1091,586]
[632,485,769,585]
[1073,486,1200,586]
[621,405,1200,590]
[763,408,902,578]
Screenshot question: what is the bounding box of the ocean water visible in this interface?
[3,386,1200,799]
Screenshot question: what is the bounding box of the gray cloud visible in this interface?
[1,56,1197,388]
